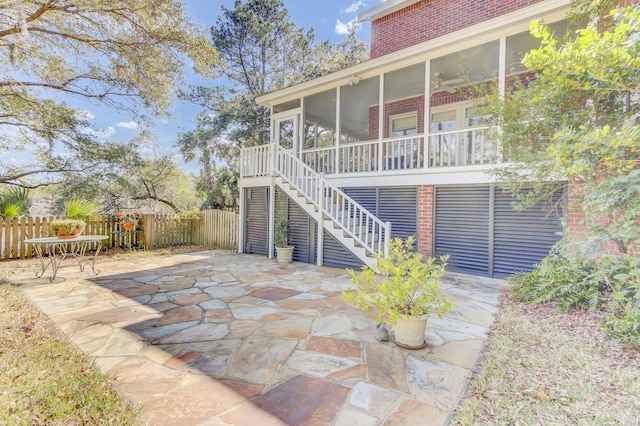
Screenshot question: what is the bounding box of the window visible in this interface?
[430,101,486,130]
[390,113,417,137]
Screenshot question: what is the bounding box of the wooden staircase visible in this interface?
[272,144,390,267]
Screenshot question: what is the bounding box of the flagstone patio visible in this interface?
[11,250,504,425]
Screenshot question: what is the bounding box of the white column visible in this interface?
[378,73,384,172]
[424,60,431,169]
[237,189,245,253]
[335,86,341,174]
[316,175,324,266]
[268,182,276,258]
[497,36,507,163]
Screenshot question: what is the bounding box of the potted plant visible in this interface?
[341,236,453,349]
[274,218,294,264]
[49,218,86,239]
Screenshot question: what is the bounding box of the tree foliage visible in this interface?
[44,132,201,214]
[0,187,30,217]
[0,0,217,187]
[177,0,368,206]
[482,0,639,255]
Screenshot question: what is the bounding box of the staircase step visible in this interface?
[275,168,380,269]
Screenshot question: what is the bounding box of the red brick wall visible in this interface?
[369,95,425,139]
[369,105,379,139]
[566,182,586,243]
[417,185,434,258]
[371,0,542,58]
[430,90,465,108]
[567,182,621,256]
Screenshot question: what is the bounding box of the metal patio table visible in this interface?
[24,235,109,282]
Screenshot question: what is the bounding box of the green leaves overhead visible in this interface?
[482,2,639,255]
[0,0,217,187]
[179,0,368,162]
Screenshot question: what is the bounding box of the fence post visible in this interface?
[143,214,153,249]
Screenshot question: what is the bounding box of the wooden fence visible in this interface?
[191,209,239,251]
[0,210,239,261]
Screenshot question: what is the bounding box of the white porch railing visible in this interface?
[301,147,336,175]
[240,144,271,177]
[427,127,495,167]
[240,126,496,178]
[274,144,390,256]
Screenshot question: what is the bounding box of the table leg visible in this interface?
[49,243,65,282]
[33,244,53,280]
[87,241,103,275]
[76,241,87,272]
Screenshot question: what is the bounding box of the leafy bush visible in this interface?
[49,219,86,236]
[274,219,290,248]
[601,253,640,347]
[509,255,606,311]
[509,251,640,348]
[341,237,453,327]
[0,188,31,218]
[64,198,99,218]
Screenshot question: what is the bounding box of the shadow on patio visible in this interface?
[12,250,503,425]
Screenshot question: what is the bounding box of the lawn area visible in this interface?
[453,293,640,425]
[0,246,206,425]
[0,280,143,425]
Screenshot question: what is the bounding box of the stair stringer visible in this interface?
[274,177,376,268]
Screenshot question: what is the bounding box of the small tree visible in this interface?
[177,0,368,202]
[480,1,639,256]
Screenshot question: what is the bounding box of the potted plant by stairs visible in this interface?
[341,236,453,349]
[275,218,294,264]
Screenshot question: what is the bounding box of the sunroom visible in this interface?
[240,7,569,184]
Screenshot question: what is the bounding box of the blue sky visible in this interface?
[81,0,379,171]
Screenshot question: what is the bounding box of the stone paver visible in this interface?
[11,250,504,425]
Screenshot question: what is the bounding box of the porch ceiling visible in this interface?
[255,0,570,108]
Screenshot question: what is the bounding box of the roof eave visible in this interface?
[357,0,422,22]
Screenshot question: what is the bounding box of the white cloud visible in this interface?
[335,18,358,35]
[84,126,116,138]
[342,1,366,14]
[116,121,139,129]
[76,110,95,120]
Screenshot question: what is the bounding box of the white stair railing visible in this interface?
[273,144,390,257]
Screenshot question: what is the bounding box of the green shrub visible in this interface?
[274,219,290,248]
[601,253,640,348]
[509,251,640,348]
[64,198,99,218]
[509,255,606,311]
[341,236,453,327]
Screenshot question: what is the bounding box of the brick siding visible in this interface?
[368,96,425,139]
[567,182,621,256]
[417,185,434,258]
[371,0,542,58]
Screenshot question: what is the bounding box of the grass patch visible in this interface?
[453,294,640,425]
[0,281,143,425]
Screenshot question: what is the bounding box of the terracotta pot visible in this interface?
[393,314,428,349]
[122,221,135,231]
[57,234,78,240]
